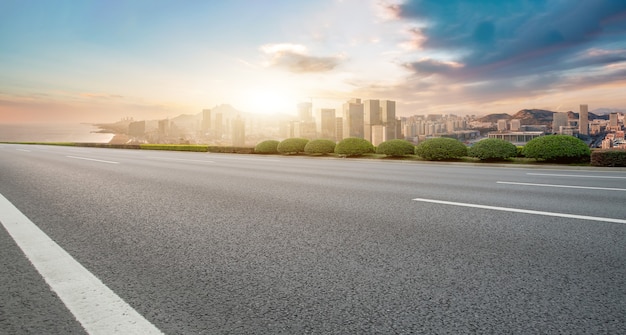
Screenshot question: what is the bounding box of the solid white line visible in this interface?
[16,149,31,152]
[527,173,626,179]
[66,156,119,164]
[412,198,626,224]
[0,193,163,334]
[497,181,626,192]
[147,156,215,163]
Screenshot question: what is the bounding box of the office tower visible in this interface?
[298,102,313,123]
[510,119,521,131]
[552,112,568,134]
[214,113,223,139]
[363,99,381,142]
[335,117,343,141]
[317,108,336,139]
[231,116,245,146]
[609,113,619,131]
[202,109,211,132]
[579,104,589,135]
[342,98,364,139]
[380,100,396,140]
[158,119,170,137]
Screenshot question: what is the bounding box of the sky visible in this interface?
[1,0,625,124]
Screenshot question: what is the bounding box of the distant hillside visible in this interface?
[511,109,554,125]
[477,113,511,122]
[567,111,607,120]
[592,108,626,115]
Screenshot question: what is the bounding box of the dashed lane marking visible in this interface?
[527,173,626,179]
[66,156,119,164]
[0,193,163,334]
[497,181,626,192]
[412,197,626,224]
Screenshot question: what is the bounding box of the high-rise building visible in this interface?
[128,121,146,137]
[335,117,343,141]
[552,112,568,134]
[363,99,381,142]
[380,100,396,140]
[579,104,589,135]
[202,109,211,132]
[231,116,245,146]
[298,102,313,123]
[609,113,619,131]
[317,108,336,139]
[342,98,364,139]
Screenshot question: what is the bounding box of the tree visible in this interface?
[468,138,517,161]
[304,139,336,155]
[376,139,416,157]
[277,138,309,154]
[414,137,467,160]
[522,135,590,163]
[254,140,280,154]
[335,138,375,156]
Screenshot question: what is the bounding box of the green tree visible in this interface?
[468,138,518,161]
[277,138,309,154]
[415,137,467,160]
[376,139,416,157]
[254,140,280,154]
[522,135,590,163]
[335,137,375,156]
[304,139,336,155]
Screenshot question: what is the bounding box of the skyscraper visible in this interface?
[552,112,568,134]
[298,102,313,123]
[579,104,589,136]
[231,116,245,146]
[317,108,336,139]
[342,98,364,139]
[363,99,381,142]
[202,109,211,132]
[380,100,396,140]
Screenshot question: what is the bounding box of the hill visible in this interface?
[511,109,554,125]
[477,113,511,123]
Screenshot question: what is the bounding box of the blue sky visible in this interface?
[1,0,625,123]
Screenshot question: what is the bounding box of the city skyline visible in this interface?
[1,0,626,124]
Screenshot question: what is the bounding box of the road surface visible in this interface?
[1,144,625,334]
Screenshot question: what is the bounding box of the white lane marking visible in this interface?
[527,173,626,179]
[497,181,626,192]
[66,156,119,164]
[412,198,626,224]
[0,193,163,334]
[147,156,215,163]
[16,149,31,152]
[208,156,281,162]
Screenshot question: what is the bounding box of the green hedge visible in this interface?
[376,139,415,157]
[590,149,626,167]
[277,138,309,154]
[522,135,590,163]
[254,140,280,154]
[335,137,375,156]
[415,137,467,160]
[207,146,254,154]
[468,138,518,161]
[304,139,336,155]
[140,144,208,152]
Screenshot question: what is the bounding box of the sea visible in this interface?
[0,123,115,143]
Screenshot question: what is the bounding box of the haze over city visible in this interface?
[1,0,625,124]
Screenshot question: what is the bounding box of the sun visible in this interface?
[240,88,299,115]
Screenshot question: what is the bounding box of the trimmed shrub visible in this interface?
[414,137,467,161]
[590,149,626,167]
[277,138,309,154]
[207,146,254,154]
[376,139,416,157]
[335,137,375,156]
[140,144,208,152]
[254,140,280,154]
[468,138,518,161]
[304,139,336,155]
[522,135,590,163]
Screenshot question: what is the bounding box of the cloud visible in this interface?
[386,0,626,81]
[260,43,345,73]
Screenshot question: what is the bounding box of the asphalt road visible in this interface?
[1,143,625,334]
